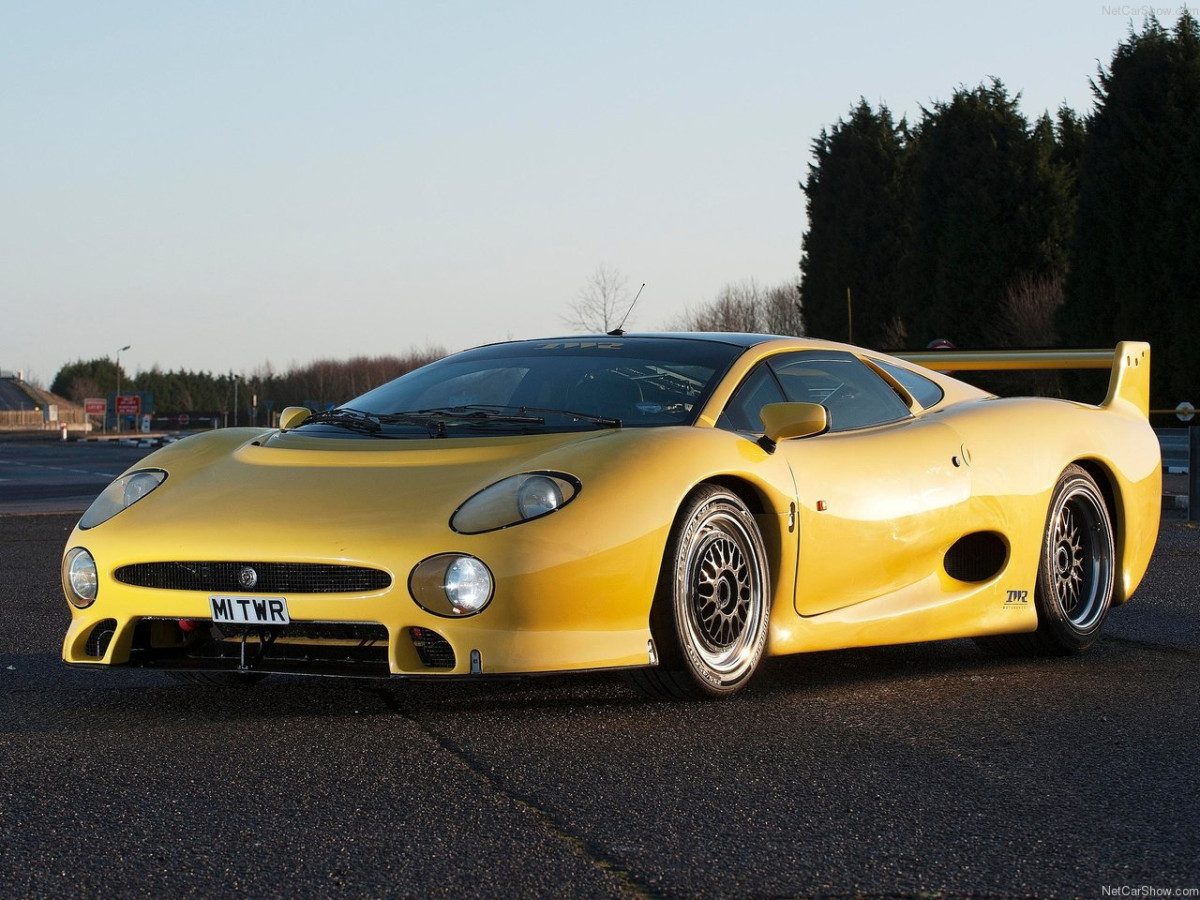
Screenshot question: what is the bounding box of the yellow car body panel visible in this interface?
[61,336,1161,687]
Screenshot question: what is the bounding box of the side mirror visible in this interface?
[279,406,312,431]
[759,402,827,451]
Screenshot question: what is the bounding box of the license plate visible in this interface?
[209,595,290,625]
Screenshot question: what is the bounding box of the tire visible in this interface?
[627,485,770,700]
[166,671,270,687]
[977,465,1115,657]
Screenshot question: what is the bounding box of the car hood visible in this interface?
[81,427,642,562]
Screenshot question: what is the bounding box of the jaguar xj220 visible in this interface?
[61,335,1160,699]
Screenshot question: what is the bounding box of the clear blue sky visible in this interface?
[1,1,1154,386]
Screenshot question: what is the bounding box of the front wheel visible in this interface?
[627,485,770,700]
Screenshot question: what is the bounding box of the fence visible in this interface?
[0,409,91,430]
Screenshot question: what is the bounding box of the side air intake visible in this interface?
[944,532,1008,583]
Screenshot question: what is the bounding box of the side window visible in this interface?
[716,364,787,433]
[873,359,945,409]
[770,351,912,432]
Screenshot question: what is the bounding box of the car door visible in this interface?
[719,351,972,616]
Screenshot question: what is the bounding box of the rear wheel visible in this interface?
[977,465,1115,656]
[627,485,770,700]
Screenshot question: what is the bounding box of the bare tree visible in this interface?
[672,280,805,335]
[877,314,908,350]
[989,273,1066,396]
[761,282,805,336]
[996,273,1063,348]
[563,263,633,333]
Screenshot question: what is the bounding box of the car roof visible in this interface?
[483,333,829,350]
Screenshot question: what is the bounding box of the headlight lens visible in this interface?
[451,472,580,534]
[79,470,167,529]
[517,475,563,519]
[409,554,495,616]
[63,548,98,608]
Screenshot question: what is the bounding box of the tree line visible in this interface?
[50,350,444,421]
[794,12,1199,406]
[669,13,1196,406]
[48,14,1198,413]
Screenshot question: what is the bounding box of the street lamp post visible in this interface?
[115,345,131,434]
[232,374,239,428]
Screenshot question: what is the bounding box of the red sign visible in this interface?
[116,395,141,416]
[84,398,107,416]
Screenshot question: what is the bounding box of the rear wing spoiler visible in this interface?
[894,342,1151,418]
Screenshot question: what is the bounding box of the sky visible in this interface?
[0,1,1166,387]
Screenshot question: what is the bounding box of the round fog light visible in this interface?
[409,554,495,617]
[444,557,493,615]
[64,548,98,608]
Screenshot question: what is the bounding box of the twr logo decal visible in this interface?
[1005,589,1029,606]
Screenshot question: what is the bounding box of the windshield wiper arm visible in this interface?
[425,404,621,427]
[303,408,382,434]
[404,406,546,425]
[501,406,623,427]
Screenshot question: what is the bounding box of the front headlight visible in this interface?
[79,469,167,529]
[451,472,580,534]
[410,554,495,616]
[63,547,98,608]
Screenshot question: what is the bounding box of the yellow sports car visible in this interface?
[61,335,1160,699]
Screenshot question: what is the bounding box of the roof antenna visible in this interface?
[608,282,645,336]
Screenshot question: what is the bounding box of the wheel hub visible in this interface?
[1054,505,1086,613]
[692,533,750,649]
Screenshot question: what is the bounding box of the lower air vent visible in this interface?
[114,562,391,594]
[85,619,118,658]
[944,532,1008,582]
[410,627,456,669]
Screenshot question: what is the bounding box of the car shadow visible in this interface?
[1,635,1138,730]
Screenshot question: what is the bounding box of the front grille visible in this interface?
[129,619,392,677]
[410,627,456,669]
[115,562,391,594]
[217,622,389,643]
[85,619,117,658]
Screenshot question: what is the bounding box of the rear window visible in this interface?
[873,359,945,409]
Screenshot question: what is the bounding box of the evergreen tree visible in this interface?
[1061,12,1200,405]
[799,99,907,347]
[50,359,122,402]
[901,80,1075,348]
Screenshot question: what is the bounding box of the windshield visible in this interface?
[294,337,744,439]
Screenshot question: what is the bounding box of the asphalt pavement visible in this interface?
[2,503,1198,898]
[0,440,154,513]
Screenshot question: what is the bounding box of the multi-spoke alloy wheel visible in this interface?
[1050,488,1111,631]
[1035,465,1115,653]
[628,485,770,699]
[681,510,762,678]
[974,464,1116,658]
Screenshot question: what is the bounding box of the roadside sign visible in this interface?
[84,398,106,416]
[1178,401,1195,422]
[116,395,141,416]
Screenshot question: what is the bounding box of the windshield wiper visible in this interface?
[303,404,620,439]
[404,406,546,425]
[436,404,623,428]
[302,408,382,434]
[361,407,547,439]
